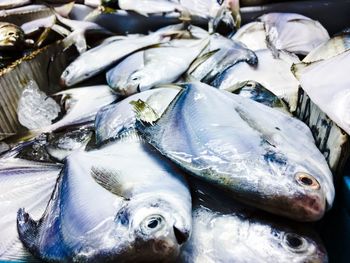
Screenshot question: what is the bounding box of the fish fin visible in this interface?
[291,62,308,80]
[53,2,75,17]
[62,30,87,54]
[186,49,219,77]
[91,166,130,199]
[130,100,159,125]
[17,208,40,255]
[179,8,191,23]
[0,160,61,261]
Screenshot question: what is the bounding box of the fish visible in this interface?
[0,0,31,10]
[134,82,335,221]
[107,39,208,96]
[212,49,300,111]
[17,131,192,262]
[231,21,267,51]
[225,80,290,113]
[0,22,26,50]
[303,30,350,63]
[259,13,329,56]
[60,32,169,87]
[95,87,180,145]
[179,179,328,263]
[0,154,62,262]
[118,0,183,17]
[292,50,350,136]
[187,33,257,83]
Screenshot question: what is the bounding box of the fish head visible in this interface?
[125,71,152,95]
[259,150,334,221]
[261,227,327,262]
[60,63,92,87]
[0,23,25,50]
[114,196,191,260]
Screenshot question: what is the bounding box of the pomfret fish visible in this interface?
[60,32,168,87]
[107,39,208,96]
[293,50,350,136]
[134,82,334,221]
[17,132,192,262]
[180,180,328,263]
[213,49,300,111]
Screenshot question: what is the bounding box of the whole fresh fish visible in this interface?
[0,0,31,10]
[259,13,329,55]
[293,50,350,135]
[134,82,334,221]
[231,21,267,51]
[187,33,257,83]
[180,180,328,263]
[225,80,290,113]
[107,39,208,96]
[95,87,179,145]
[0,155,62,262]
[303,30,350,63]
[213,49,300,111]
[60,32,168,87]
[17,132,192,262]
[0,22,26,50]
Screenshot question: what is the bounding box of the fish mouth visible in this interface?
[59,77,67,87]
[173,226,189,245]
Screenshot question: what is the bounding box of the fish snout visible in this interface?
[292,172,326,221]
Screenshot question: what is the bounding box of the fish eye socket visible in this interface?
[141,215,165,234]
[295,172,320,190]
[282,233,307,253]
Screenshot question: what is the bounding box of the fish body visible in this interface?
[135,82,334,221]
[17,133,192,262]
[187,33,257,83]
[180,180,328,263]
[60,33,167,87]
[213,49,300,111]
[259,13,329,55]
[293,50,350,135]
[107,39,207,96]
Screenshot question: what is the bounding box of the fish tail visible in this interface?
[17,208,40,255]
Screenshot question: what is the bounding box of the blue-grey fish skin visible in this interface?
[135,82,334,222]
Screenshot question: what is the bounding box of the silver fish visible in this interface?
[293,50,350,135]
[259,13,329,55]
[213,49,300,111]
[107,39,208,96]
[17,132,192,262]
[0,156,62,262]
[187,33,257,83]
[180,180,328,263]
[95,87,179,145]
[0,0,31,10]
[134,82,334,221]
[60,32,167,87]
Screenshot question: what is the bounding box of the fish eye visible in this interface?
[295,172,320,190]
[282,233,308,253]
[245,81,256,89]
[141,215,165,234]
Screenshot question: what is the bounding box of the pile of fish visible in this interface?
[0,0,349,262]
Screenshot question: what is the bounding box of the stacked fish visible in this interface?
[0,0,349,262]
